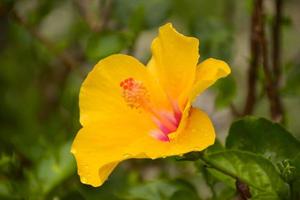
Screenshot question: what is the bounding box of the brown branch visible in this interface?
[243,0,261,115]
[236,179,251,200]
[259,0,284,122]
[272,0,283,86]
[243,0,285,122]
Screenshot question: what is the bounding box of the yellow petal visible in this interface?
[129,107,216,159]
[190,58,231,101]
[79,54,168,127]
[71,125,144,187]
[72,107,215,186]
[148,23,199,107]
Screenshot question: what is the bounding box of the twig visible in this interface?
[243,0,285,122]
[236,179,251,200]
[259,0,284,122]
[243,0,261,115]
[272,0,283,86]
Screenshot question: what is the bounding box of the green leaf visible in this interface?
[200,163,236,199]
[0,180,14,200]
[290,154,300,200]
[124,179,200,200]
[205,139,224,154]
[291,179,300,200]
[214,186,236,200]
[205,168,235,189]
[292,154,300,180]
[204,150,289,200]
[226,117,300,165]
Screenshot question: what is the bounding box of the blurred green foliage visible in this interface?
[0,0,300,199]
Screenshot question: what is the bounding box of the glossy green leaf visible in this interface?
[214,186,236,200]
[205,140,224,154]
[205,168,235,189]
[200,164,236,200]
[292,154,300,179]
[204,150,289,200]
[226,117,300,165]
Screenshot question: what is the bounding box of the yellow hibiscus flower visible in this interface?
[71,23,231,187]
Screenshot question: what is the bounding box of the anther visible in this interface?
[120,78,149,109]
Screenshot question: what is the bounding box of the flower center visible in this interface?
[120,77,182,142]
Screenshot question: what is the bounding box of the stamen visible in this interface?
[120,77,149,109]
[152,116,177,134]
[159,111,179,127]
[120,78,183,142]
[170,100,184,126]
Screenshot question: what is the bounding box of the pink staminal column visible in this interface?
[150,108,182,142]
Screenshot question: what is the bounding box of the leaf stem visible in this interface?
[198,154,238,180]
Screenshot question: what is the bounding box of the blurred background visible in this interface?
[0,0,300,199]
